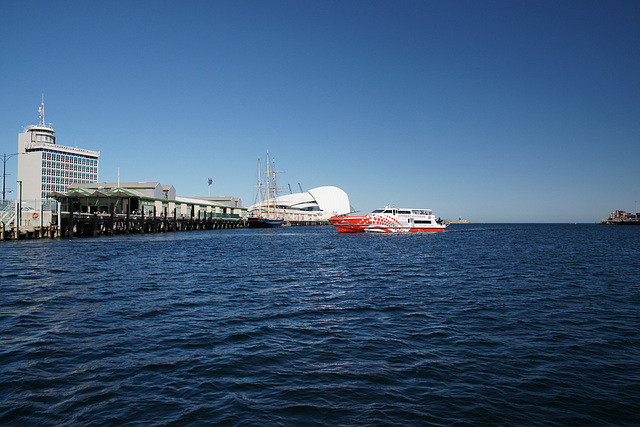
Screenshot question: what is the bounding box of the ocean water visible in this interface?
[1,224,639,425]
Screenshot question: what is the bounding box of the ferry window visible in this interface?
[398,210,411,215]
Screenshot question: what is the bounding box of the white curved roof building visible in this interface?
[249,185,352,221]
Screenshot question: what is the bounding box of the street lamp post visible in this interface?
[16,180,22,237]
[2,153,19,203]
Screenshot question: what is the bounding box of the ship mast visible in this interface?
[257,156,262,213]
[264,151,285,220]
[266,152,273,219]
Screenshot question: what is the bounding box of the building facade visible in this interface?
[17,101,100,203]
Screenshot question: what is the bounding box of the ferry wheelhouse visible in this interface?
[329,207,447,233]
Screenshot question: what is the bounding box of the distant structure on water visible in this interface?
[448,216,472,224]
[599,210,640,225]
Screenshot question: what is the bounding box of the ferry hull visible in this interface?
[329,215,371,233]
[366,226,446,233]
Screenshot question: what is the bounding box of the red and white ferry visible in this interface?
[329,206,447,233]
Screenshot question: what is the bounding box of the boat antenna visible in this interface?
[298,182,303,192]
[288,184,292,194]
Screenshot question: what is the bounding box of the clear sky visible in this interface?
[1,1,638,222]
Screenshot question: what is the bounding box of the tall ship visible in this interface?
[247,152,284,228]
[329,206,447,233]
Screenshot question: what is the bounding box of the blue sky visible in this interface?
[1,1,638,222]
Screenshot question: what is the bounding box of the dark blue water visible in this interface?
[1,224,639,425]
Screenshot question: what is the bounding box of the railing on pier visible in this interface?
[0,199,61,240]
[0,201,16,227]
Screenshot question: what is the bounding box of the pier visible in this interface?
[1,184,332,241]
[59,211,247,238]
[0,207,332,241]
[1,211,246,240]
[1,215,333,240]
[1,215,331,240]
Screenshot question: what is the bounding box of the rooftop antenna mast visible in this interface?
[38,94,45,127]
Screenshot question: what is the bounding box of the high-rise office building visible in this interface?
[17,100,100,202]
